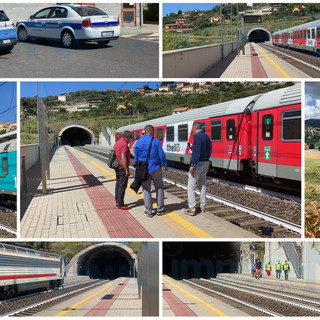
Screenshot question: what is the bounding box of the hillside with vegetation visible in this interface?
[21,82,295,144]
[163,3,320,51]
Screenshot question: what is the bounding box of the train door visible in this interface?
[277,108,301,181]
[223,115,240,171]
[252,110,278,178]
[288,31,293,45]
[307,27,316,47]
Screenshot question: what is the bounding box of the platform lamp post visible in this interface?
[37,97,48,194]
[220,4,224,60]
[239,12,245,55]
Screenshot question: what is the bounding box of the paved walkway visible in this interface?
[21,146,259,239]
[34,278,142,317]
[163,276,250,317]
[202,42,311,78]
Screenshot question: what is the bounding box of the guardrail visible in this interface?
[163,41,238,77]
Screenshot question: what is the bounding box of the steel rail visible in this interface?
[79,146,300,203]
[183,279,282,317]
[163,176,301,234]
[0,223,17,236]
[199,278,320,314]
[211,278,320,306]
[77,146,301,233]
[1,280,108,317]
[260,43,320,72]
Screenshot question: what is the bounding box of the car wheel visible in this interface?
[61,30,76,48]
[17,27,29,42]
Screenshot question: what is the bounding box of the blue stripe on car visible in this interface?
[0,28,17,40]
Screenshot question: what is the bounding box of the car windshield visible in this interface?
[0,11,9,22]
[71,6,107,17]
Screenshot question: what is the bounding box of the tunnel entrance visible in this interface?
[163,242,241,280]
[67,243,137,280]
[59,125,94,146]
[247,28,271,43]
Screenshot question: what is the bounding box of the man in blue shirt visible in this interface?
[185,122,212,216]
[134,125,167,217]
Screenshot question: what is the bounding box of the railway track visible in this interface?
[0,279,107,317]
[185,278,320,317]
[0,207,17,237]
[259,42,320,77]
[77,146,301,237]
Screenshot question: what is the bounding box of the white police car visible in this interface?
[0,10,17,52]
[16,4,120,48]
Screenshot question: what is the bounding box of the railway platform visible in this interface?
[33,277,141,317]
[202,42,311,78]
[216,273,320,295]
[163,276,250,317]
[21,146,258,239]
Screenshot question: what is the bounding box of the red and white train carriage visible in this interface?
[272,19,320,54]
[0,243,65,298]
[116,84,301,184]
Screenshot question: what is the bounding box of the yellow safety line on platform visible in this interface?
[163,277,227,317]
[252,43,291,78]
[55,278,123,317]
[71,147,214,238]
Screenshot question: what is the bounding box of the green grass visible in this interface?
[305,151,320,237]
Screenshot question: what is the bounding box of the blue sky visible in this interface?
[163,3,220,16]
[305,82,320,119]
[21,82,162,98]
[0,82,16,123]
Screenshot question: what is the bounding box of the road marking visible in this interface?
[252,42,291,78]
[71,147,214,238]
[163,277,227,317]
[55,279,123,317]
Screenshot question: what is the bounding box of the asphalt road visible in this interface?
[0,37,159,78]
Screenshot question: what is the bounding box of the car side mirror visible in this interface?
[29,15,35,19]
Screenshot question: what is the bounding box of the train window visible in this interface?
[312,28,316,39]
[262,115,273,141]
[2,157,8,175]
[198,122,206,132]
[210,120,221,141]
[317,28,320,39]
[282,110,301,141]
[166,126,174,141]
[136,131,140,140]
[156,128,164,141]
[178,124,188,142]
[226,119,235,141]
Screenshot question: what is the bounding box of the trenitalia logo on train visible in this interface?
[116,84,301,189]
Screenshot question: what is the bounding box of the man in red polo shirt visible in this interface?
[113,130,133,210]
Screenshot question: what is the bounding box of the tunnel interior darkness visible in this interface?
[248,29,270,43]
[60,127,93,146]
[77,247,134,280]
[163,242,241,280]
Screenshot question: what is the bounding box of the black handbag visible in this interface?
[130,137,154,192]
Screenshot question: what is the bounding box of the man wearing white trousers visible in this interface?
[185,122,212,216]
